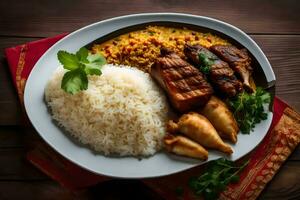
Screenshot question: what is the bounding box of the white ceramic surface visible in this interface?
[24,13,275,178]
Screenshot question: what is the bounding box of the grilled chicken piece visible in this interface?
[169,112,233,154]
[210,45,253,92]
[150,48,213,112]
[164,134,208,160]
[184,44,243,97]
[200,96,239,143]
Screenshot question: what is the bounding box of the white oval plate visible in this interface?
[24,13,275,178]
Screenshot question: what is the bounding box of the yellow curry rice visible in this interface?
[92,26,230,72]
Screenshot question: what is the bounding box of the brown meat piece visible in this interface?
[210,45,253,92]
[150,48,213,112]
[184,44,243,97]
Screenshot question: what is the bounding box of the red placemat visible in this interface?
[5,35,300,200]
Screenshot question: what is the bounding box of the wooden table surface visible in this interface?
[0,0,300,199]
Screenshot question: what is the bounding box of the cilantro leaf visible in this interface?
[61,68,88,94]
[228,87,271,134]
[189,158,249,200]
[57,47,106,94]
[198,52,218,74]
[57,51,79,70]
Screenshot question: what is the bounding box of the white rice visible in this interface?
[45,64,169,156]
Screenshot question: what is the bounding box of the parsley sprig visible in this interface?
[189,158,249,200]
[198,52,218,74]
[228,87,271,134]
[57,47,106,94]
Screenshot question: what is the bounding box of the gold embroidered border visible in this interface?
[221,107,300,200]
[220,128,279,199]
[16,44,27,106]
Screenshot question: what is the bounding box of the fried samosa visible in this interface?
[200,96,239,143]
[164,134,208,160]
[170,112,233,154]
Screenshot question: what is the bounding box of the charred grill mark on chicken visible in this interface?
[150,48,214,113]
[184,44,243,97]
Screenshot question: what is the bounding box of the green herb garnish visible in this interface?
[228,87,271,134]
[57,47,106,94]
[198,52,218,74]
[189,158,249,200]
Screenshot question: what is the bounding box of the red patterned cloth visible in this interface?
[5,35,300,200]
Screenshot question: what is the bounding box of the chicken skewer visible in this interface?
[210,45,253,92]
[164,134,208,160]
[168,112,233,154]
[184,44,243,97]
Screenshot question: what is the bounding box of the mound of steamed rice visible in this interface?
[45,64,169,156]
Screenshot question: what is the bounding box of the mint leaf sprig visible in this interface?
[189,158,249,200]
[57,47,106,94]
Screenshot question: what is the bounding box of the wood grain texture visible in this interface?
[0,126,25,148]
[0,179,164,200]
[0,0,299,37]
[0,148,48,180]
[0,180,87,200]
[253,35,300,111]
[0,1,300,199]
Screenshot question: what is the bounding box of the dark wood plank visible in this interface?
[0,127,38,148]
[0,148,48,180]
[0,127,47,180]
[88,180,164,200]
[253,35,300,111]
[0,126,24,148]
[0,127,40,148]
[0,179,164,200]
[0,1,299,199]
[259,161,300,199]
[0,34,299,125]
[0,0,299,37]
[0,180,88,200]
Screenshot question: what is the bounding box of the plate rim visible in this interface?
[24,12,276,178]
